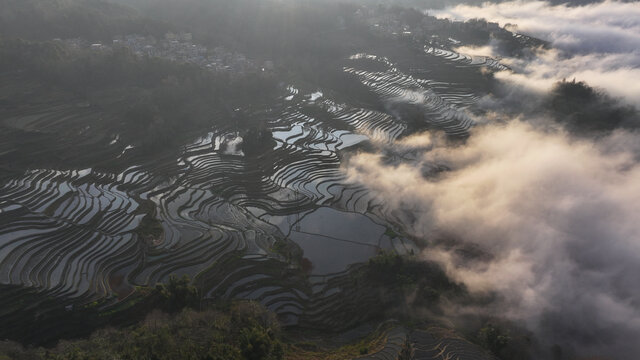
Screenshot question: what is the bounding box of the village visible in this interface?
[59,32,274,75]
[354,6,501,45]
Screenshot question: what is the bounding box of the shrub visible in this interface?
[477,324,511,356]
[155,275,200,313]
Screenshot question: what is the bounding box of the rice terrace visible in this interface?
[0,0,639,359]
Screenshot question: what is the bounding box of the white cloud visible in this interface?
[343,122,640,358]
[433,1,640,105]
[433,0,640,53]
[497,49,640,104]
[348,2,640,356]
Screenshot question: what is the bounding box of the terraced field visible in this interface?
[0,168,146,298]
[353,326,498,360]
[355,326,408,360]
[0,38,500,341]
[344,54,476,137]
[424,46,509,71]
[409,328,497,360]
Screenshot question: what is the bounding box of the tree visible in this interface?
[155,275,199,313]
[239,327,283,360]
[477,323,510,356]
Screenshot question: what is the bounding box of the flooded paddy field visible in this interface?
[0,37,506,344]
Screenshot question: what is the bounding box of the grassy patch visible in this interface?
[284,329,387,360]
[384,227,399,238]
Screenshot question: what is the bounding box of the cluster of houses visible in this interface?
[59,32,274,75]
[354,6,501,44]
